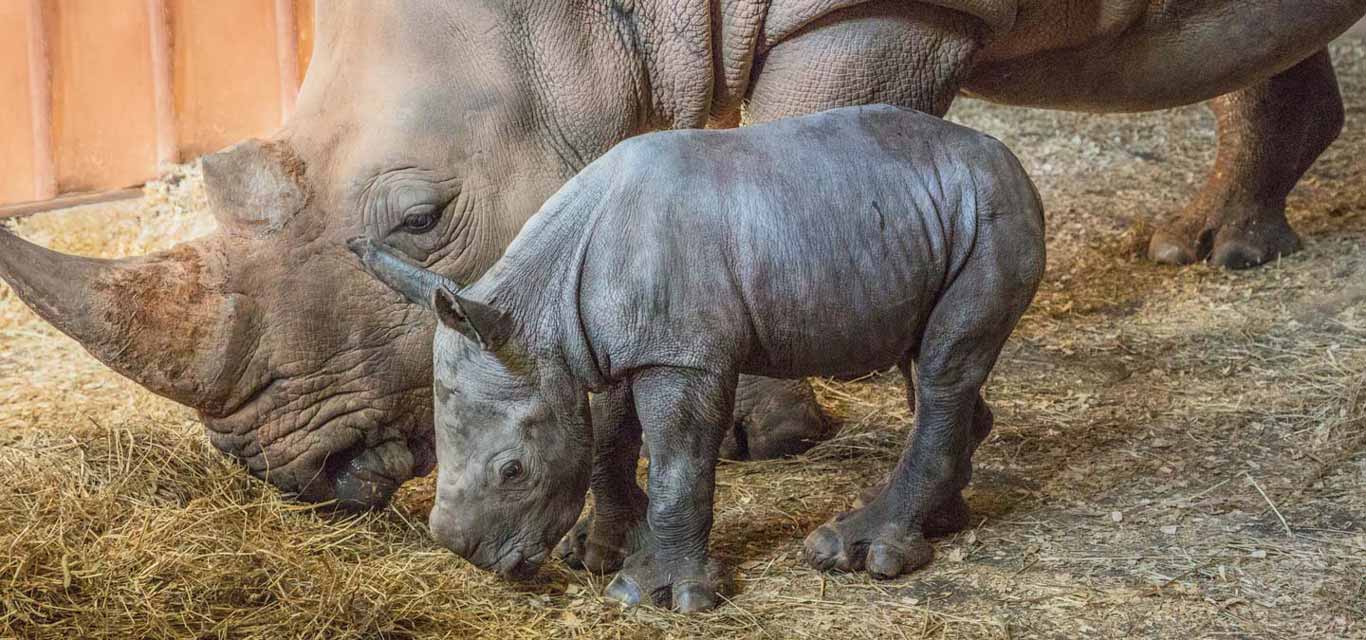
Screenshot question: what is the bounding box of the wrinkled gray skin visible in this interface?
[353,106,1046,611]
[0,0,1360,510]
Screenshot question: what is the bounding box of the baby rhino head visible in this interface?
[347,239,592,579]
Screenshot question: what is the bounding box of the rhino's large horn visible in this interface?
[0,227,240,412]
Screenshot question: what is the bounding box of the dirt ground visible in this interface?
[3,42,1366,640]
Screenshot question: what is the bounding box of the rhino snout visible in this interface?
[429,504,478,558]
[428,503,560,580]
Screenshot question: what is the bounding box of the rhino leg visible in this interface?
[604,368,733,612]
[804,218,1034,579]
[745,1,981,121]
[556,384,650,573]
[720,376,833,460]
[853,399,992,538]
[1150,50,1344,269]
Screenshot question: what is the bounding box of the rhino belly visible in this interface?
[964,0,1366,111]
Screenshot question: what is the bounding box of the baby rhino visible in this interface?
[350,105,1045,612]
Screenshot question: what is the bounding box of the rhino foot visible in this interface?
[603,544,730,613]
[721,376,834,461]
[855,482,971,538]
[803,500,934,580]
[1149,50,1342,270]
[555,507,650,574]
[1207,213,1303,270]
[1148,202,1302,270]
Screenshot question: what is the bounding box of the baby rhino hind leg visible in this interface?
[854,393,993,538]
[804,210,1042,579]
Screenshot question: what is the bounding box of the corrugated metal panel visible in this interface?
[50,0,159,194]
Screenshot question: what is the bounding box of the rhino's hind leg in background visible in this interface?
[1149,50,1345,269]
[722,376,832,460]
[803,219,1040,579]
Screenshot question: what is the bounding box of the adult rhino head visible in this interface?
[0,133,439,508]
[0,1,707,509]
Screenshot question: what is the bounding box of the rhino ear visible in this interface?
[202,138,307,233]
[433,286,515,352]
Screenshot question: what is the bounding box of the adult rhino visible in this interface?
[1,1,1361,510]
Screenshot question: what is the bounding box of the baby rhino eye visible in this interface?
[499,460,524,483]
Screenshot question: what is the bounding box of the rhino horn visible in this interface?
[202,138,308,233]
[0,226,242,412]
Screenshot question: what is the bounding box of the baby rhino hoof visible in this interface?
[803,508,934,579]
[603,551,728,613]
[555,513,647,574]
[606,576,717,613]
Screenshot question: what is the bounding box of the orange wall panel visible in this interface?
[0,3,37,204]
[295,0,313,81]
[170,0,283,158]
[1,0,312,207]
[49,0,158,193]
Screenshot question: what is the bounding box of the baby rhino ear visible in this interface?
[433,286,515,352]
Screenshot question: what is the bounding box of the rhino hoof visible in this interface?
[672,581,718,613]
[604,574,644,607]
[603,548,727,612]
[1147,230,1202,266]
[1148,204,1303,270]
[730,377,833,461]
[866,537,934,580]
[1210,222,1302,270]
[803,502,934,579]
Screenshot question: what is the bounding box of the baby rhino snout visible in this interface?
[428,504,547,580]
[429,504,477,559]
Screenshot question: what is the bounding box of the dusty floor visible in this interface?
[3,42,1366,640]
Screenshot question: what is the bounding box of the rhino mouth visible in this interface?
[481,543,550,581]
[202,372,431,510]
[315,441,402,509]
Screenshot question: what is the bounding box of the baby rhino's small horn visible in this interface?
[346,237,458,308]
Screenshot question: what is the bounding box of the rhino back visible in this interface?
[575,105,1018,378]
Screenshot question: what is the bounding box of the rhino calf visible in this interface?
[350,105,1045,612]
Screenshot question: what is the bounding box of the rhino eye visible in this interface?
[499,460,524,483]
[399,205,441,234]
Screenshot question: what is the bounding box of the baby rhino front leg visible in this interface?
[603,367,733,613]
[557,384,649,573]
